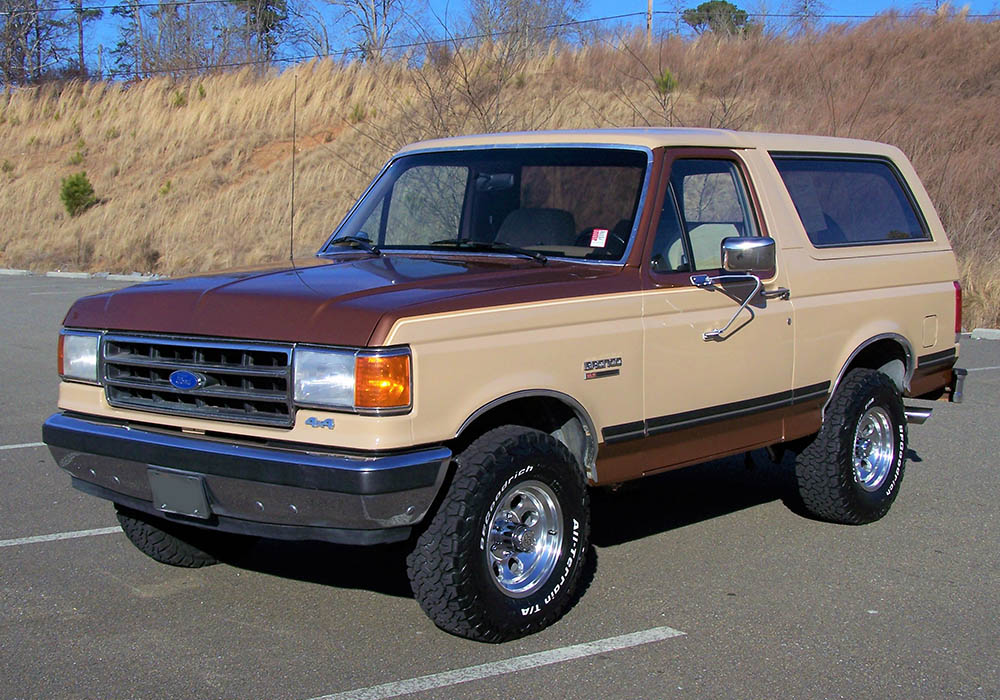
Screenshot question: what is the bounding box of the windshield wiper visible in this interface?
[431,238,547,265]
[327,235,382,256]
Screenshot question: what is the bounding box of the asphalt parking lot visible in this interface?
[1,274,998,699]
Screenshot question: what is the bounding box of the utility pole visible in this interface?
[647,0,653,42]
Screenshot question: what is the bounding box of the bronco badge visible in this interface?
[583,357,622,380]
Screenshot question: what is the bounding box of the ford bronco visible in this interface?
[43,128,966,642]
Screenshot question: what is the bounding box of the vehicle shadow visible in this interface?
[590,450,802,548]
[220,537,416,598]
[218,447,926,598]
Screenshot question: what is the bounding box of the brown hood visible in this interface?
[64,254,633,347]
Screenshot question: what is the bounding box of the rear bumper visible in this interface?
[43,412,452,545]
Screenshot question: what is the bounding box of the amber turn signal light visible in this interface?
[57,333,66,376]
[354,354,411,409]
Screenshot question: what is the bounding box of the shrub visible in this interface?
[655,69,678,95]
[349,103,367,123]
[171,90,188,108]
[1,159,13,174]
[69,138,87,165]
[60,172,98,217]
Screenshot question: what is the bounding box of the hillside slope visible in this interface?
[1,13,997,326]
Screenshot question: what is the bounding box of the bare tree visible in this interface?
[469,0,583,48]
[0,0,68,84]
[323,0,405,62]
[284,0,335,58]
[786,0,826,34]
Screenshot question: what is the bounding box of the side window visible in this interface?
[383,166,468,245]
[650,159,759,272]
[650,187,688,273]
[772,156,929,246]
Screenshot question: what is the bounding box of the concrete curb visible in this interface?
[45,271,92,279]
[971,328,1000,341]
[0,268,161,281]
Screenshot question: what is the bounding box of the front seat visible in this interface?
[495,208,577,248]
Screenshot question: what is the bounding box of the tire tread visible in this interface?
[116,506,219,568]
[407,426,589,642]
[794,368,906,524]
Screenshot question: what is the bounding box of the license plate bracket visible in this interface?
[148,467,211,519]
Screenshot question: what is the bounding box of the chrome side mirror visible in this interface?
[721,237,775,273]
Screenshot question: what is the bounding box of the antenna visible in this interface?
[290,72,297,264]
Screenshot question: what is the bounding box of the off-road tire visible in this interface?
[115,505,220,568]
[794,368,907,524]
[407,426,590,642]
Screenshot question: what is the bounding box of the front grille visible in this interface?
[102,334,294,427]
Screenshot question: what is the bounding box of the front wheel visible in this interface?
[407,426,590,642]
[115,505,222,568]
[794,368,907,524]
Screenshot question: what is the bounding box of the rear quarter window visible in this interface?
[772,156,929,247]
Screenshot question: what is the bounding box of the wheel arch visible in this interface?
[454,390,599,482]
[824,333,914,418]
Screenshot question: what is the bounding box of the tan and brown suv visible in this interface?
[44,128,966,642]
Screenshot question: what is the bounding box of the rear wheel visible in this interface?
[794,369,907,524]
[115,505,222,568]
[407,426,590,642]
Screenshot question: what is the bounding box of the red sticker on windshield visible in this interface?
[590,228,608,247]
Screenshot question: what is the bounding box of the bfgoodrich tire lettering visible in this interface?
[406,426,590,642]
[794,368,907,524]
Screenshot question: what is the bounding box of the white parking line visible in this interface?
[0,442,45,451]
[967,365,1000,372]
[309,625,686,700]
[0,527,120,549]
[27,291,92,296]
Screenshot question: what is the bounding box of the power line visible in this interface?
[3,1,996,79]
[2,0,998,18]
[96,11,651,77]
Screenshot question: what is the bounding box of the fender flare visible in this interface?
[455,389,600,481]
[824,332,915,418]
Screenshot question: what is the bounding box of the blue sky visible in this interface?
[577,0,998,35]
[77,0,998,77]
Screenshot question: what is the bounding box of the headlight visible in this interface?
[294,347,411,413]
[58,330,100,383]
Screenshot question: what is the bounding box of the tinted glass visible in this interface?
[384,166,467,245]
[649,159,758,272]
[773,156,929,246]
[325,148,648,262]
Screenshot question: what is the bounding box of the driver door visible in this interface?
[626,149,797,477]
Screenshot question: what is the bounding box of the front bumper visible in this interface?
[43,412,452,545]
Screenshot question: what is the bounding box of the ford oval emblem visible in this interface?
[169,370,206,390]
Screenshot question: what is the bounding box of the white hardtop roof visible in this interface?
[396,128,901,158]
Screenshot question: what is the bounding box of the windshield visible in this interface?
[322,147,649,262]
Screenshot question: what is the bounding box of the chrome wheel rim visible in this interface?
[853,406,895,492]
[485,479,563,598]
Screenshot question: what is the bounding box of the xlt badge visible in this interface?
[584,357,622,380]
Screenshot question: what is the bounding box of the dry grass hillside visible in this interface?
[1,12,998,327]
